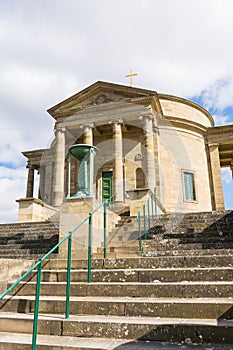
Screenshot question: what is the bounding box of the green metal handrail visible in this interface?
[137,188,158,252]
[0,200,109,350]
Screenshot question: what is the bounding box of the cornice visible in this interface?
[22,149,45,159]
[47,81,157,119]
[158,93,214,126]
[163,116,208,135]
[208,124,233,135]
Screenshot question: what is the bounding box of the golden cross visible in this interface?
[125,69,138,87]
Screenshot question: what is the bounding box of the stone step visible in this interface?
[26,267,233,283]
[163,232,233,239]
[144,242,203,251]
[13,281,233,298]
[106,232,139,244]
[97,246,139,253]
[147,235,233,244]
[0,249,57,258]
[146,243,233,251]
[0,254,48,260]
[102,242,139,250]
[92,252,142,259]
[0,313,233,345]
[0,250,45,257]
[142,244,233,256]
[1,296,233,319]
[45,254,233,270]
[0,332,128,350]
[103,238,140,246]
[0,229,59,236]
[0,242,58,250]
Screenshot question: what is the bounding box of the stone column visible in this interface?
[38,166,45,200]
[26,163,35,198]
[110,119,124,202]
[139,111,156,191]
[208,143,224,210]
[45,162,53,205]
[53,127,66,207]
[80,123,94,145]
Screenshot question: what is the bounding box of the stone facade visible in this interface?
[17,81,233,222]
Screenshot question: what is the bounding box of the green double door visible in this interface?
[102,171,113,203]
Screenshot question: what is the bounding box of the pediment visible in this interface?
[47,81,157,119]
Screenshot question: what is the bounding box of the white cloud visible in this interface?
[200,78,233,112]
[213,113,231,126]
[0,166,26,223]
[221,168,232,184]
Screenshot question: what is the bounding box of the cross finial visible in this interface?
[125,69,138,87]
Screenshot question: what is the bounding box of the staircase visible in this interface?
[144,210,233,254]
[95,216,140,259]
[0,222,59,259]
[0,211,233,349]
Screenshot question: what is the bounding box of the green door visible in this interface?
[102,171,113,202]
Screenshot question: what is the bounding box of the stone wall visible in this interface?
[159,126,212,213]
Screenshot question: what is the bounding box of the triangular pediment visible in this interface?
[47,81,158,119]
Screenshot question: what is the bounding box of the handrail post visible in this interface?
[103,201,107,259]
[147,197,150,230]
[31,259,42,350]
[143,204,146,240]
[151,192,154,221]
[65,232,72,319]
[138,212,142,252]
[67,152,71,198]
[88,214,92,283]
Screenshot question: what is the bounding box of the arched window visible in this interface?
[136,168,146,189]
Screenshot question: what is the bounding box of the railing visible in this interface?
[0,200,109,350]
[137,188,158,252]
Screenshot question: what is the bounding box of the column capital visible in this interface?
[109,118,123,125]
[208,143,219,149]
[139,111,153,121]
[54,127,66,136]
[80,123,94,130]
[26,162,35,170]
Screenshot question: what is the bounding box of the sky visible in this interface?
[1,0,233,223]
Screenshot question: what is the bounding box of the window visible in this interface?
[136,168,146,188]
[183,171,196,201]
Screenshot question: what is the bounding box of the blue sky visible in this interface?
[1,0,233,223]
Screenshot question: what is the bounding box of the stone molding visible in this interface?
[54,127,66,136]
[80,123,94,130]
[139,111,153,121]
[109,118,123,125]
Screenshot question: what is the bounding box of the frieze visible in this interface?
[57,90,154,113]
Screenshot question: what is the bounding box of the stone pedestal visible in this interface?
[126,188,150,216]
[16,198,59,222]
[59,198,120,258]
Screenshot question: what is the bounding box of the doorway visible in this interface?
[102,171,113,202]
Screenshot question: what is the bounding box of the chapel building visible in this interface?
[17,81,233,223]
